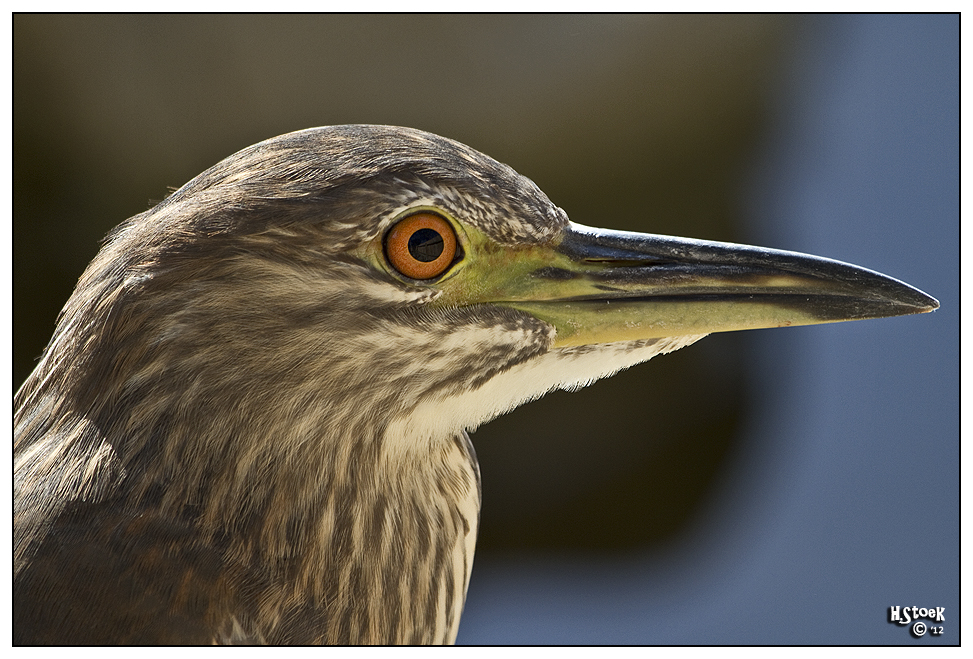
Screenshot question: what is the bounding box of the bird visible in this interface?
[14,124,938,645]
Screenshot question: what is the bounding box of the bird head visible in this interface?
[18,124,937,539]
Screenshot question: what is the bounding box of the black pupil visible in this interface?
[408,228,445,262]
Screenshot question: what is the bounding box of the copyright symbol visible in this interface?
[912,622,927,637]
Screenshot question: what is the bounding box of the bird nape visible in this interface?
[13,125,937,645]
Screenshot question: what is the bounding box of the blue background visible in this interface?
[458,15,958,644]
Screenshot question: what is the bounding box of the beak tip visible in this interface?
[902,287,939,314]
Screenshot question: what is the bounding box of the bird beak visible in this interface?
[482,222,938,348]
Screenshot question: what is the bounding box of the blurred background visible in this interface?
[13,15,957,644]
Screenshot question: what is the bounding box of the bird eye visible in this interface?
[384,212,459,280]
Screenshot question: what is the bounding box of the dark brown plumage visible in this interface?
[15,126,530,643]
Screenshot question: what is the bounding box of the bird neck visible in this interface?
[204,427,481,644]
[154,411,482,644]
